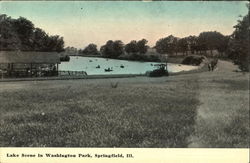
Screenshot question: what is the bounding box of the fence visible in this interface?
[58,71,87,76]
[0,70,88,79]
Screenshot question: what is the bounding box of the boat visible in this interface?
[104,68,113,72]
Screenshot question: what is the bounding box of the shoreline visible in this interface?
[0,57,208,82]
[0,64,204,83]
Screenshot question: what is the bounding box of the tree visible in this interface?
[125,40,138,54]
[155,35,178,55]
[198,31,226,55]
[82,43,99,55]
[113,40,124,57]
[65,46,78,55]
[227,5,250,71]
[0,14,65,52]
[0,14,21,50]
[186,35,198,54]
[32,28,48,51]
[44,35,64,52]
[13,17,35,51]
[137,39,149,54]
[100,40,124,58]
[216,35,230,56]
[177,37,188,55]
[197,32,209,54]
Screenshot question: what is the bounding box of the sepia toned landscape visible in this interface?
[0,1,249,148]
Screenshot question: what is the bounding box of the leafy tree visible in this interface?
[13,17,35,51]
[82,43,99,55]
[137,39,149,54]
[50,35,64,52]
[155,38,168,54]
[177,37,188,55]
[155,35,178,55]
[101,40,114,58]
[66,46,78,54]
[186,35,198,54]
[125,39,149,54]
[100,40,124,58]
[113,40,124,57]
[125,40,138,54]
[197,32,209,54]
[32,28,48,51]
[217,35,230,56]
[227,6,249,71]
[198,31,226,55]
[0,14,65,52]
[0,14,21,50]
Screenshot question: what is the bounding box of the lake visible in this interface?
[59,56,197,75]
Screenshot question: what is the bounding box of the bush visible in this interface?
[60,55,70,62]
[181,55,206,66]
[148,67,168,77]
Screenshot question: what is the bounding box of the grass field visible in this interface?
[0,60,249,147]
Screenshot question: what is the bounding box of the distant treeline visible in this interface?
[78,5,249,71]
[0,14,64,52]
[1,6,249,71]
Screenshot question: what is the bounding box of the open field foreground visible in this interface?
[0,60,249,147]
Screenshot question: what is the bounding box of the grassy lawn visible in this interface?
[188,72,249,148]
[0,78,199,147]
[0,60,248,147]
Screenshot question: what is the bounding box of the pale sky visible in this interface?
[0,1,249,49]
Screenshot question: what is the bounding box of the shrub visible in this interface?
[148,67,168,77]
[181,55,206,66]
[60,55,70,62]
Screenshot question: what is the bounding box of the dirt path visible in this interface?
[188,60,249,147]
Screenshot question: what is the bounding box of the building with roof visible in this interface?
[0,51,61,78]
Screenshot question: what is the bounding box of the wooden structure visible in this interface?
[0,51,61,78]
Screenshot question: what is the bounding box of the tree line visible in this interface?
[0,14,64,52]
[1,7,249,71]
[78,31,234,59]
[78,31,230,61]
[79,6,249,71]
[155,32,230,56]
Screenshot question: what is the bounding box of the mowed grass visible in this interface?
[189,73,249,148]
[0,78,199,147]
[0,61,249,148]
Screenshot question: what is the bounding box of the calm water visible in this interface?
[59,56,197,75]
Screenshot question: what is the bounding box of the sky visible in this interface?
[0,1,249,49]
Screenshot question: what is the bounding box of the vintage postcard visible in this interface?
[0,1,249,163]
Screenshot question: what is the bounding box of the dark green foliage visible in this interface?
[227,6,250,71]
[136,39,149,54]
[125,40,138,54]
[60,55,70,62]
[177,37,189,55]
[186,35,198,54]
[0,14,21,50]
[0,14,64,52]
[154,32,229,57]
[124,39,149,55]
[100,40,124,58]
[79,43,99,55]
[155,35,178,55]
[149,67,168,77]
[197,31,228,55]
[181,55,206,66]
